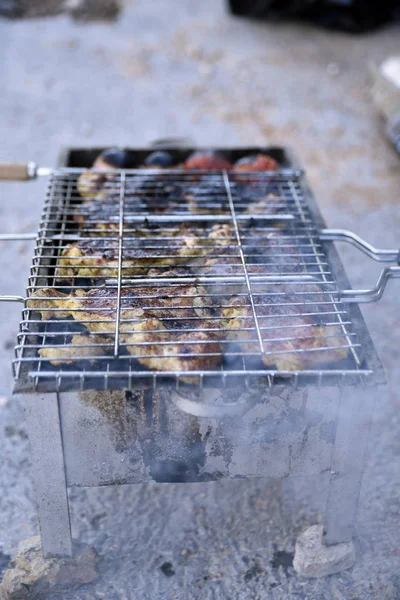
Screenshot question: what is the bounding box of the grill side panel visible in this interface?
[59,386,340,486]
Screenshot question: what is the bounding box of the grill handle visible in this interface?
[0,232,36,303]
[320,229,400,303]
[0,162,37,181]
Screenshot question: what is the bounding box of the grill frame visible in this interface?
[12,146,385,394]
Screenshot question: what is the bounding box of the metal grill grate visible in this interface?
[13,167,372,393]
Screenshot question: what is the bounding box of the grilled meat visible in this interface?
[28,285,222,377]
[222,289,348,371]
[74,182,185,229]
[195,230,306,275]
[185,176,283,216]
[39,334,110,365]
[55,224,205,279]
[185,175,230,214]
[27,287,71,319]
[192,230,306,298]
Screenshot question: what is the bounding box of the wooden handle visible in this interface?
[0,162,34,181]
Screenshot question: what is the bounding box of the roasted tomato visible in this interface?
[184,152,232,171]
[233,154,279,172]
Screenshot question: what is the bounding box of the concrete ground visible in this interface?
[0,1,399,598]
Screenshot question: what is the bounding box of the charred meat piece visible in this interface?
[74,181,185,228]
[185,177,283,217]
[233,154,279,172]
[28,285,222,377]
[184,175,230,214]
[77,148,131,198]
[184,152,233,171]
[55,224,205,279]
[27,287,71,320]
[222,288,348,371]
[39,334,110,365]
[239,231,307,274]
[56,222,239,281]
[240,192,282,215]
[197,228,306,274]
[193,230,306,297]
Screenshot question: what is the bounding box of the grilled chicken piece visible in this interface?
[222,290,348,371]
[56,223,236,280]
[185,176,230,215]
[197,230,306,275]
[28,285,222,377]
[39,334,110,365]
[74,181,185,229]
[27,288,72,319]
[185,176,282,217]
[193,230,306,298]
[55,224,204,279]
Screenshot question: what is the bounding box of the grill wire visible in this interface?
[13,167,371,393]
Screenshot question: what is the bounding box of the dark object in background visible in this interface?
[0,0,120,20]
[227,0,400,32]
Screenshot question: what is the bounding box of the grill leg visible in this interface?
[24,393,72,557]
[323,387,375,545]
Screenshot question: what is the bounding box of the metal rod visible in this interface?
[3,164,302,179]
[290,183,362,367]
[0,295,25,303]
[27,368,374,380]
[338,266,400,303]
[104,274,318,286]
[320,229,400,263]
[114,172,125,357]
[111,214,295,223]
[223,170,265,354]
[0,233,37,241]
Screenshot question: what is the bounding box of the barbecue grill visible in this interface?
[0,145,398,562]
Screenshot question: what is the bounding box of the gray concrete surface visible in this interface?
[0,1,399,598]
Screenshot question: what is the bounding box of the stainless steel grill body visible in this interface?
[4,146,390,560]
